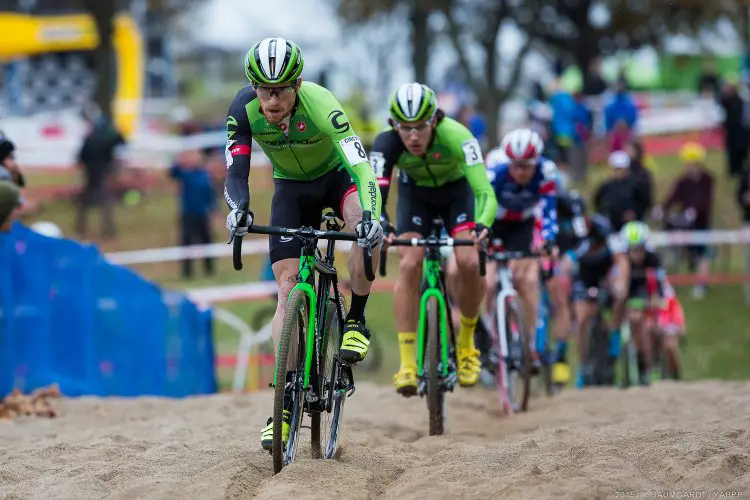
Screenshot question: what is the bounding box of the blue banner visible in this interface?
[0,223,216,397]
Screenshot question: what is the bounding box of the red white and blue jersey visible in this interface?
[486,154,559,242]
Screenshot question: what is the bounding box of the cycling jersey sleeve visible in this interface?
[539,160,559,242]
[314,87,382,219]
[449,128,497,227]
[224,86,255,211]
[369,129,402,223]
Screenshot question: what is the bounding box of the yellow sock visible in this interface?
[458,316,478,351]
[398,332,417,370]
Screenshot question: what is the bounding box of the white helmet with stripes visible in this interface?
[389,82,438,123]
[501,128,544,161]
[245,37,304,85]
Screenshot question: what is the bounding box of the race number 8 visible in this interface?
[340,136,369,165]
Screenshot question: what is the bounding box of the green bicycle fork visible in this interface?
[271,253,319,390]
[415,256,452,379]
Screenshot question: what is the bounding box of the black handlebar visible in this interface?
[380,236,487,277]
[229,200,375,281]
[230,200,248,271]
[360,211,376,282]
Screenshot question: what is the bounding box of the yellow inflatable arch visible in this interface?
[0,12,144,138]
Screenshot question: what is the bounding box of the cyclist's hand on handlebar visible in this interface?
[381,218,396,246]
[471,223,490,245]
[226,208,252,237]
[356,217,383,247]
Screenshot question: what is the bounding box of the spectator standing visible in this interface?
[569,91,593,182]
[169,146,218,279]
[0,132,25,229]
[582,58,608,98]
[625,140,655,220]
[653,143,715,300]
[0,132,24,187]
[735,164,750,302]
[593,150,641,230]
[604,80,639,152]
[697,60,722,99]
[719,78,749,178]
[548,82,576,170]
[0,181,20,233]
[457,104,488,151]
[74,105,126,240]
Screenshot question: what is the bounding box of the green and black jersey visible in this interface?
[369,113,497,226]
[224,81,381,218]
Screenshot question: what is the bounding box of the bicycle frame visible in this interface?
[494,262,516,361]
[416,251,451,379]
[270,234,345,392]
[271,247,317,389]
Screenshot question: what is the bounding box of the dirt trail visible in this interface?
[1,381,749,499]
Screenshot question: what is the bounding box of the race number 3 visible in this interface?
[462,138,483,165]
[339,136,368,165]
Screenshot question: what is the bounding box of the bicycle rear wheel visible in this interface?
[311,296,347,459]
[272,289,308,474]
[502,298,531,413]
[586,313,610,386]
[425,295,445,436]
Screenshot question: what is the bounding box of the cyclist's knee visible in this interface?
[628,308,644,325]
[273,259,299,308]
[397,248,423,279]
[454,247,479,275]
[516,270,539,295]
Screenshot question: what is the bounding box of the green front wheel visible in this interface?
[425,295,445,436]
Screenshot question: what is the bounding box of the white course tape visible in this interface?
[104,228,750,267]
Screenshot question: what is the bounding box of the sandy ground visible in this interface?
[1,381,749,499]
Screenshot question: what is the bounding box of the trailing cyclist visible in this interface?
[485,128,559,373]
[223,37,383,451]
[370,82,497,395]
[544,189,588,386]
[621,221,670,386]
[569,210,629,387]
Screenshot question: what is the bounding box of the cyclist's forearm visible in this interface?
[464,165,497,226]
[224,156,251,210]
[347,161,382,219]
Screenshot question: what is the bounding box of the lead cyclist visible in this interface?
[223,38,383,451]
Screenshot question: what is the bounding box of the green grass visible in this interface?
[18,150,750,387]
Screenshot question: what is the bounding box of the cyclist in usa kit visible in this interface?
[223,38,383,451]
[485,129,559,372]
[371,82,497,395]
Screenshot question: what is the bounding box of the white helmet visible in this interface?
[501,128,544,161]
